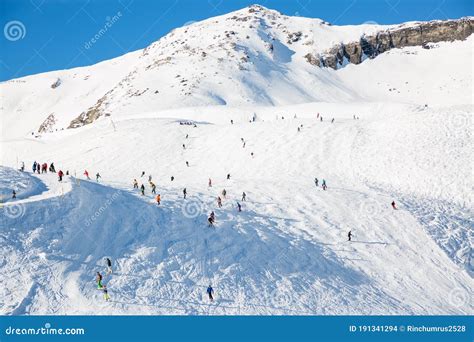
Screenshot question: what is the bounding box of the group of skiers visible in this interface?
[133,173,162,204]
[314,177,327,191]
[209,192,245,226]
[95,257,113,301]
[130,153,248,225]
[32,161,56,174]
[83,170,101,182]
[31,160,69,182]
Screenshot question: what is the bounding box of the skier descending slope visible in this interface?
[84,170,90,180]
[133,179,138,189]
[102,285,111,301]
[392,201,397,210]
[322,179,327,191]
[105,258,113,275]
[96,272,103,289]
[348,231,352,242]
[58,170,64,182]
[237,202,242,212]
[12,190,16,199]
[208,178,212,187]
[217,196,222,208]
[314,178,319,187]
[32,161,37,173]
[208,211,215,227]
[156,194,161,205]
[207,285,214,302]
[96,172,101,182]
[183,188,187,199]
[242,192,246,201]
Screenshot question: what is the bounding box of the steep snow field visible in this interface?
[0,5,473,315]
[1,100,472,315]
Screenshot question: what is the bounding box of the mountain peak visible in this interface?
[230,3,283,18]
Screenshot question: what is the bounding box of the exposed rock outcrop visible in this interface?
[38,113,56,133]
[51,78,61,89]
[68,95,109,129]
[315,18,473,69]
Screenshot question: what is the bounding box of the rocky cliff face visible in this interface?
[38,113,57,133]
[68,95,110,129]
[311,18,473,69]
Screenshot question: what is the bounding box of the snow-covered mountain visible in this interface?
[0,5,473,315]
[1,5,472,138]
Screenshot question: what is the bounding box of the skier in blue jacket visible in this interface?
[207,285,214,302]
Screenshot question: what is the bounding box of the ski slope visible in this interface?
[1,100,472,315]
[0,5,473,315]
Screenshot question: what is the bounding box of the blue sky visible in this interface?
[0,0,472,81]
